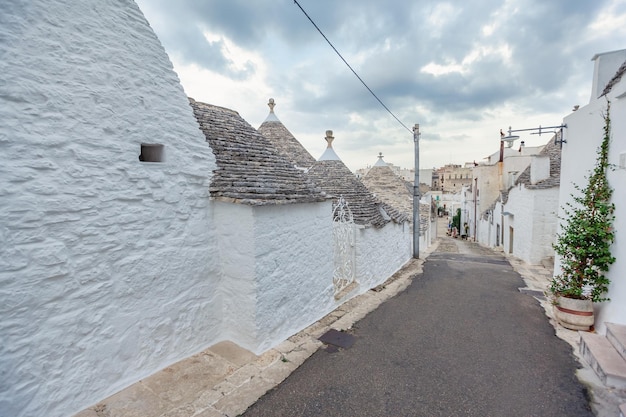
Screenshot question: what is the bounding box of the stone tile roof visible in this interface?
[600,59,626,97]
[189,98,327,205]
[361,155,413,220]
[306,131,398,227]
[515,135,561,189]
[307,160,391,227]
[257,99,316,169]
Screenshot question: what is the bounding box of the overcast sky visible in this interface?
[136,0,626,172]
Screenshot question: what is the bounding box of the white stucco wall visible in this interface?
[558,57,626,333]
[504,185,559,265]
[214,201,334,354]
[0,1,220,416]
[215,200,411,355]
[356,222,412,289]
[253,202,334,353]
[214,202,258,349]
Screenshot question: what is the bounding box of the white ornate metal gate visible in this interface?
[332,196,356,296]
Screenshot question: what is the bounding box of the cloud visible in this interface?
[136,0,626,171]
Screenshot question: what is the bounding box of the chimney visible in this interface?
[530,155,550,185]
[590,49,626,101]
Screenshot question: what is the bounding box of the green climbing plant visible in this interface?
[550,102,615,303]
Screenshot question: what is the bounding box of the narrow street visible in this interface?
[242,235,593,417]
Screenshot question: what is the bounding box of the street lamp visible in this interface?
[502,124,568,147]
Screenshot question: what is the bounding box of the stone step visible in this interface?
[606,322,626,362]
[580,332,626,389]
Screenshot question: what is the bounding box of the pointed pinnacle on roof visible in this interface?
[325,130,334,148]
[263,98,280,122]
[318,130,341,161]
[374,152,387,166]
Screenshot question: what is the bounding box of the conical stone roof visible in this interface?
[362,153,413,220]
[307,131,407,227]
[189,98,326,205]
[257,98,316,170]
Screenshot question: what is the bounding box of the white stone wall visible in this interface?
[558,58,626,333]
[0,2,220,416]
[214,202,258,349]
[356,222,412,289]
[214,200,408,355]
[504,186,559,265]
[214,201,336,355]
[253,202,334,353]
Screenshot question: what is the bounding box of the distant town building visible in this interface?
[436,164,473,193]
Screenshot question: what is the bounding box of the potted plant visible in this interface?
[550,103,616,331]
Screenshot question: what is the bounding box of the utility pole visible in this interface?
[413,124,420,259]
[474,177,478,241]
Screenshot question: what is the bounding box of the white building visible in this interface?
[1,2,222,415]
[556,49,626,333]
[0,2,417,416]
[189,99,334,353]
[307,132,412,294]
[500,137,562,265]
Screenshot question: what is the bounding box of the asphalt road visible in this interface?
[242,238,593,417]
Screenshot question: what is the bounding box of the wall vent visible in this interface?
[139,143,164,162]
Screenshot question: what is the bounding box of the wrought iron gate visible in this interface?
[332,196,356,296]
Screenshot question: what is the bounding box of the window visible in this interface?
[139,143,164,162]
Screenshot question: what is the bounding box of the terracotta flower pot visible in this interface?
[554,296,594,331]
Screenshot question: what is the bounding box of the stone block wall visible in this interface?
[0,1,219,416]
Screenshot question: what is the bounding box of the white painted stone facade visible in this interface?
[557,50,626,334]
[0,1,219,416]
[502,185,559,265]
[1,2,418,416]
[216,201,335,354]
[356,221,412,288]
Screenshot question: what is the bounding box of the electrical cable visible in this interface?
[293,0,413,134]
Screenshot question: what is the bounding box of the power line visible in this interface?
[293,0,412,134]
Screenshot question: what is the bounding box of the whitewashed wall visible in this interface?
[0,1,220,416]
[214,202,258,349]
[557,53,626,333]
[477,216,492,247]
[489,201,505,249]
[356,222,412,289]
[504,186,559,265]
[251,202,334,353]
[215,201,335,354]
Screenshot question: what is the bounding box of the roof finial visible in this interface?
[325,130,334,148]
[262,98,280,122]
[374,151,387,166]
[318,130,341,161]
